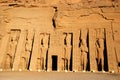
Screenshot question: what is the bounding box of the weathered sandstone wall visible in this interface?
[0,0,120,72]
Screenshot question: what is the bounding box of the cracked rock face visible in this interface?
[0,0,120,72]
[0,0,120,30]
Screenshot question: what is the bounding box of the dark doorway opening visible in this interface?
[118,62,120,67]
[52,55,58,71]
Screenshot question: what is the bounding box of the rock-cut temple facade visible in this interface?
[0,0,120,73]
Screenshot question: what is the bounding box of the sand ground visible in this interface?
[0,71,120,80]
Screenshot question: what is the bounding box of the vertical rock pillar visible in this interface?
[73,31,80,71]
[106,28,118,72]
[112,23,120,72]
[13,30,26,70]
[0,32,10,69]
[57,32,63,71]
[30,30,39,71]
[89,29,97,71]
[47,49,52,71]
[58,47,62,71]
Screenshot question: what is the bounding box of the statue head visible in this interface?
[11,35,17,41]
[81,39,86,46]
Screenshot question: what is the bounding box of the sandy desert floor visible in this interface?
[0,71,120,80]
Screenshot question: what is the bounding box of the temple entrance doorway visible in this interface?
[52,55,58,71]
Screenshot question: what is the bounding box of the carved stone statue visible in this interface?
[24,30,34,69]
[78,29,89,71]
[5,32,19,69]
[19,30,34,70]
[37,33,49,71]
[62,48,68,70]
[61,34,66,70]
[80,39,88,71]
[95,28,105,71]
[96,38,104,71]
[63,33,72,71]
[36,33,44,70]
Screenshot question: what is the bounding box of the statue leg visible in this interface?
[22,57,27,70]
[67,55,70,71]
[65,59,67,70]
[102,53,104,71]
[81,53,84,70]
[40,58,42,70]
[99,50,104,71]
[68,56,71,71]
[42,48,47,70]
[64,59,66,70]
[97,52,100,70]
[83,53,87,71]
[5,55,11,69]
[43,51,47,70]
[79,53,82,71]
[36,58,40,70]
[64,59,65,70]
[44,56,46,70]
[62,59,64,71]
[68,48,71,71]
[26,51,31,69]
[25,57,28,70]
[68,59,70,71]
[41,58,44,70]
